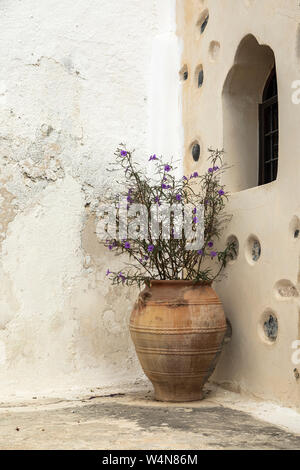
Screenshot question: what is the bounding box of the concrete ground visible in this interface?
[0,385,300,450]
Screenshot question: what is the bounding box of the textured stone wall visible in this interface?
[0,0,182,399]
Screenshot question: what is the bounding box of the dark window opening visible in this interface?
[259,67,279,185]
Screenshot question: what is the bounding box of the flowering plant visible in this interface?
[100,146,235,287]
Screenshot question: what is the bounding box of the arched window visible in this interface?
[259,68,279,185]
[222,35,276,192]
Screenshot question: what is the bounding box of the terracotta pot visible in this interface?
[130,280,226,402]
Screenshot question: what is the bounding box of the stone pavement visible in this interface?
[0,386,299,450]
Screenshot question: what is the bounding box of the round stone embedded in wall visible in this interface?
[197,9,209,36]
[227,235,239,262]
[179,65,188,81]
[195,65,204,88]
[246,235,261,264]
[192,143,200,162]
[209,41,220,62]
[259,310,278,344]
[289,215,300,239]
[274,279,299,299]
[252,240,261,261]
[200,14,209,34]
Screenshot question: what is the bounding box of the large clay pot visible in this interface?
[130,280,226,402]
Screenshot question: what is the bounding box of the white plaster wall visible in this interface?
[148,0,183,163]
[0,0,182,399]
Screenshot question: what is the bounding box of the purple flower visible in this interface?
[148,244,155,252]
[149,154,158,161]
[161,183,167,189]
[191,172,198,178]
[197,249,203,255]
[106,269,111,276]
[218,189,225,196]
[108,245,113,250]
[124,242,131,250]
[118,272,126,283]
[120,150,128,157]
[127,195,133,203]
[208,166,219,173]
[193,216,198,224]
[176,194,182,202]
[164,165,171,172]
[154,196,160,204]
[193,208,197,214]
[208,241,214,248]
[183,176,188,181]
[210,251,217,258]
[144,256,149,261]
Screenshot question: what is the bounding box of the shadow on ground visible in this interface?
[0,390,299,450]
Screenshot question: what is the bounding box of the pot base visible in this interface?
[153,384,204,403]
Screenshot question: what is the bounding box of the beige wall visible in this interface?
[177,0,300,409]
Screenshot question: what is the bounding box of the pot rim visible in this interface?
[149,280,212,287]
